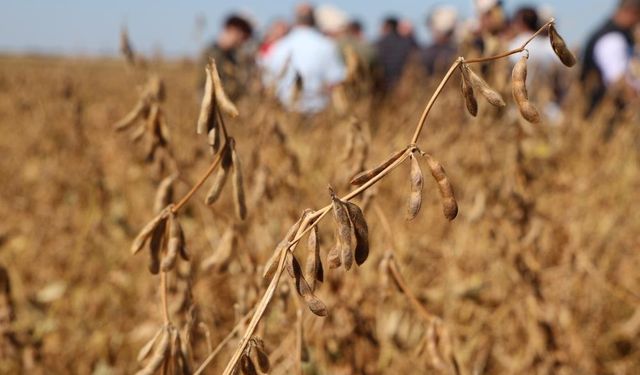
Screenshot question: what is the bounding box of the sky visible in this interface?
[0,1,616,57]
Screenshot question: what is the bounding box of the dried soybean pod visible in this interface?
[262,214,306,280]
[330,188,353,270]
[240,354,258,375]
[425,155,458,221]
[304,292,328,316]
[148,215,168,274]
[137,327,164,363]
[350,148,406,186]
[210,60,239,118]
[467,66,506,107]
[549,24,576,67]
[327,243,342,269]
[154,174,177,214]
[131,210,168,254]
[161,213,182,272]
[196,64,214,134]
[250,339,270,373]
[200,225,236,272]
[205,145,232,205]
[115,99,147,131]
[230,138,247,220]
[344,201,369,266]
[512,56,540,123]
[130,123,146,143]
[136,326,170,375]
[460,65,478,117]
[406,152,424,221]
[287,254,328,316]
[208,124,221,155]
[305,224,323,291]
[177,226,189,261]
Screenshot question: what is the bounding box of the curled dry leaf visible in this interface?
[512,56,540,123]
[350,148,405,186]
[210,59,239,118]
[230,138,247,220]
[466,65,506,108]
[425,155,458,221]
[344,201,369,266]
[135,326,170,375]
[549,24,576,67]
[460,65,478,117]
[406,152,424,221]
[205,144,232,205]
[329,187,353,270]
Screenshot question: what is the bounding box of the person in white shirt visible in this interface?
[581,0,640,115]
[261,5,346,114]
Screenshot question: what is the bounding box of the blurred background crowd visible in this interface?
[201,0,640,124]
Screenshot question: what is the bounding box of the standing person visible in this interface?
[581,0,640,116]
[375,17,416,93]
[473,0,508,55]
[200,14,254,98]
[508,7,557,73]
[261,4,346,113]
[258,19,290,61]
[421,6,459,77]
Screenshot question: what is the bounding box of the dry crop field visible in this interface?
[0,28,639,375]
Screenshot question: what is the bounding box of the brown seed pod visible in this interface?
[161,213,183,272]
[148,215,168,274]
[131,210,169,255]
[512,56,540,123]
[137,327,164,363]
[262,213,306,280]
[205,145,232,205]
[130,123,146,143]
[350,148,406,186]
[115,99,148,131]
[329,188,353,270]
[549,24,576,67]
[327,243,342,269]
[240,354,258,375]
[210,59,239,118]
[425,155,458,221]
[196,64,215,135]
[200,225,236,272]
[287,251,328,316]
[344,201,369,266]
[305,224,323,292]
[230,138,247,220]
[154,174,177,214]
[208,123,221,155]
[466,65,506,107]
[407,152,424,221]
[249,338,270,373]
[460,65,478,117]
[135,326,170,375]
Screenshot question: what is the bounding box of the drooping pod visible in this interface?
[329,187,353,270]
[205,143,232,205]
[344,201,369,266]
[406,152,424,221]
[425,155,458,221]
[459,65,478,116]
[466,65,506,108]
[210,59,239,118]
[154,174,177,214]
[229,138,247,220]
[549,24,576,67]
[305,223,323,292]
[350,148,406,186]
[161,212,184,272]
[249,338,270,373]
[135,326,170,375]
[196,63,215,135]
[512,55,540,123]
[131,209,169,255]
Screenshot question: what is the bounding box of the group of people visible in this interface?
[202,0,640,118]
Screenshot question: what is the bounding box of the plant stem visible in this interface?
[171,144,225,213]
[160,271,170,324]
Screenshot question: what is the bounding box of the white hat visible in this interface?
[315,4,349,34]
[475,0,500,14]
[429,6,458,35]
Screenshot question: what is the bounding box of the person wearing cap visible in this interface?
[473,0,508,55]
[421,6,459,76]
[261,4,346,113]
[200,14,254,99]
[581,0,640,116]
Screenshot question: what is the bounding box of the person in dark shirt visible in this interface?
[581,0,640,116]
[375,17,416,93]
[200,14,254,99]
[421,6,459,77]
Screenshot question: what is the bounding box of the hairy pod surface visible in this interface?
[549,25,576,67]
[512,56,540,123]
